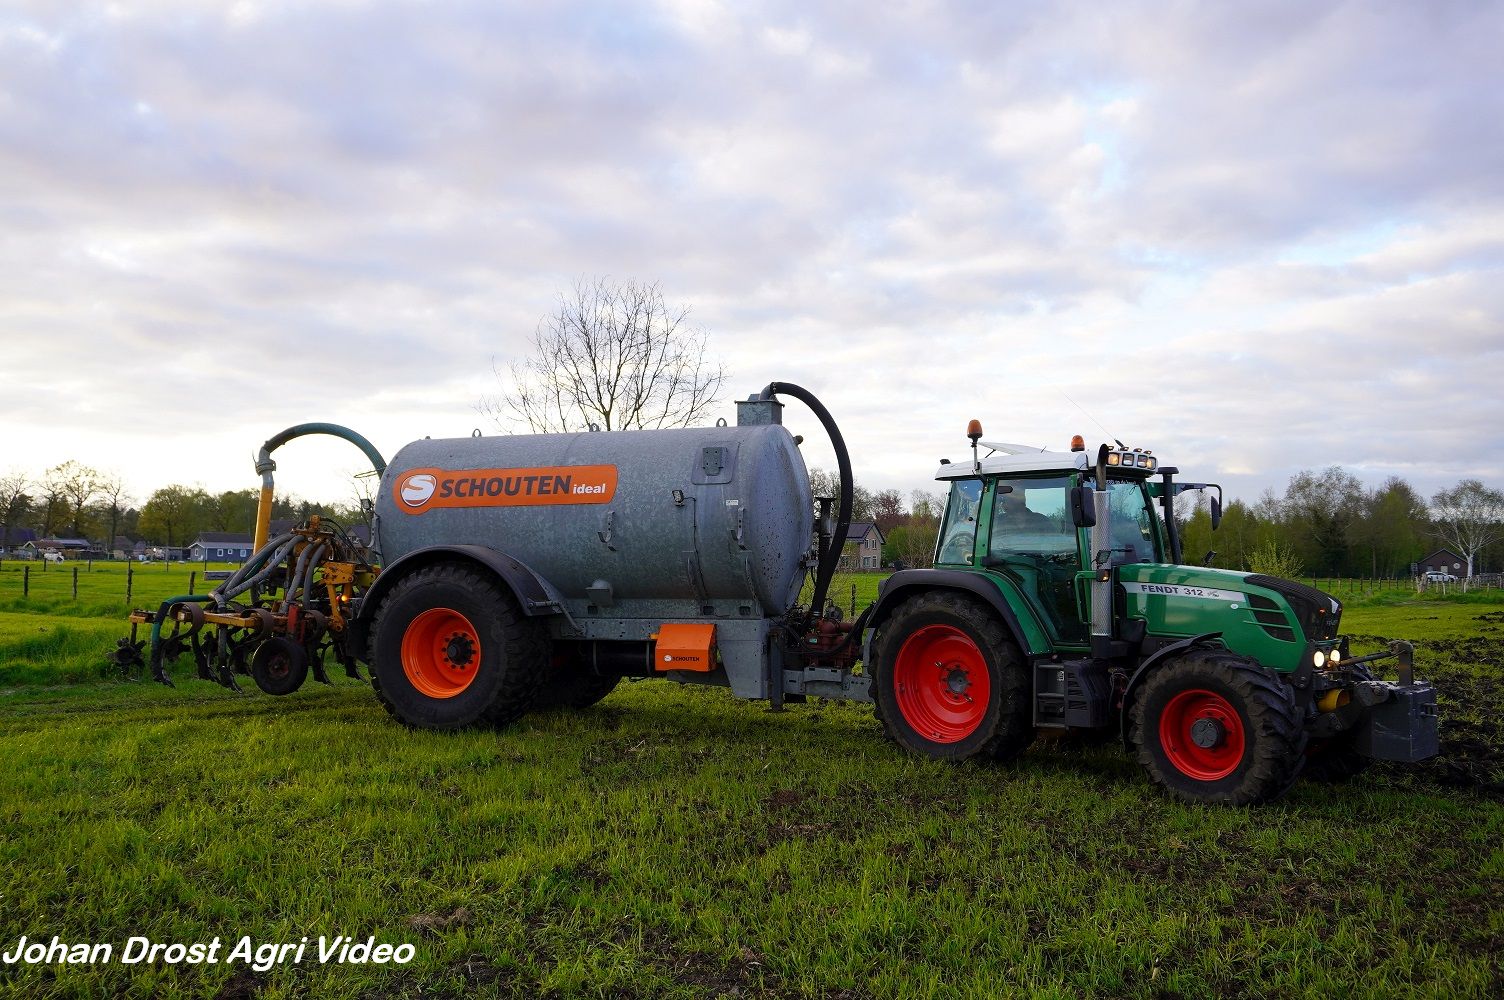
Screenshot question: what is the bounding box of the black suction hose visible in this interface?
[756,382,853,630]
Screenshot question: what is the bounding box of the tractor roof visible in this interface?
[934,444,1088,481]
[934,440,1164,480]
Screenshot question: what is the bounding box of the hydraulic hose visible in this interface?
[253,423,386,551]
[215,536,300,605]
[212,531,296,601]
[756,382,853,631]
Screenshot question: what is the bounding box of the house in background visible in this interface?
[837,521,886,571]
[0,526,37,554]
[1417,548,1466,577]
[187,532,255,562]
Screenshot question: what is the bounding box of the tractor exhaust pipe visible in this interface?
[1090,445,1113,656]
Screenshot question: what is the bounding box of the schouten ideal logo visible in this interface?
[393,465,618,513]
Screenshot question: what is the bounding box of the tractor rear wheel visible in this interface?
[369,563,548,729]
[1131,649,1306,805]
[872,591,1032,763]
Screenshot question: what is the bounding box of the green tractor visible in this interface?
[865,426,1438,805]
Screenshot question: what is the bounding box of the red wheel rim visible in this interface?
[401,608,481,699]
[1158,688,1246,780]
[893,624,992,743]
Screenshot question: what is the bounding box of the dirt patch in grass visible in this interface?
[212,969,266,1000]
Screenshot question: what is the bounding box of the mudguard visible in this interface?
[350,544,568,656]
[863,569,1043,661]
[1118,632,1223,744]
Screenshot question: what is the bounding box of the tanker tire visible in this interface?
[535,657,622,710]
[1131,649,1306,806]
[1302,735,1372,783]
[871,591,1032,763]
[369,563,548,730]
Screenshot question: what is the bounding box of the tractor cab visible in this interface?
[933,436,1173,646]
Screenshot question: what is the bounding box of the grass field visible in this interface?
[0,570,1500,998]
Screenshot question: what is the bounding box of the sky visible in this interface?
[1,0,1501,514]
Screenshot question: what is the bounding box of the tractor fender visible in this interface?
[862,569,1039,661]
[1118,632,1224,745]
[351,544,568,656]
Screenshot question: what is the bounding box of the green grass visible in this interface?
[0,560,246,618]
[0,589,1500,997]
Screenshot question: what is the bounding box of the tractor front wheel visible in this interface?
[369,563,548,729]
[1131,649,1306,805]
[872,592,1032,762]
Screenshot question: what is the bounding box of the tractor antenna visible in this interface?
[1058,388,1113,440]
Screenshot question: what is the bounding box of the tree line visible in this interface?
[3,456,1498,578]
[0,463,364,554]
[818,465,1502,578]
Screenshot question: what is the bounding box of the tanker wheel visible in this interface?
[871,591,1032,763]
[1131,649,1306,805]
[534,651,622,710]
[369,562,548,730]
[250,637,309,696]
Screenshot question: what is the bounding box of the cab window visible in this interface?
[1106,479,1160,563]
[936,479,982,564]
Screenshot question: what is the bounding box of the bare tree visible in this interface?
[1431,479,1504,587]
[482,278,726,433]
[0,470,30,551]
[95,471,133,553]
[44,460,101,539]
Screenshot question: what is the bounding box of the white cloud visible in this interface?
[0,0,1499,513]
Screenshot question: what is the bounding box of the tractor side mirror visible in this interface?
[1069,486,1096,528]
[1203,549,1217,566]
[1210,496,1223,530]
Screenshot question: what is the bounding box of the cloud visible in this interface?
[0,0,1498,511]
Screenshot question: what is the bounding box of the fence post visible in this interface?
[126,562,133,604]
[188,571,196,596]
[72,566,79,599]
[23,565,29,598]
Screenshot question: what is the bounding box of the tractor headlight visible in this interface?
[1312,649,1327,669]
[1328,647,1341,665]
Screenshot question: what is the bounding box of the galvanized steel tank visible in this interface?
[374,424,814,614]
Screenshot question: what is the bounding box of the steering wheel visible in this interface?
[940,532,972,564]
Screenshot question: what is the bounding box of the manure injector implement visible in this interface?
[115,385,1438,804]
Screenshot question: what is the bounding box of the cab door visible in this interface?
[982,475,1088,645]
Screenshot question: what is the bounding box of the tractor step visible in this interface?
[1034,658,1111,728]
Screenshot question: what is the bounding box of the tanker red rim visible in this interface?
[401,608,481,699]
[1158,688,1246,781]
[893,623,991,743]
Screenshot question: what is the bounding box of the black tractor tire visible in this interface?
[871,591,1033,763]
[369,563,548,730]
[1303,735,1373,783]
[535,652,622,710]
[1131,649,1306,806]
[250,637,309,696]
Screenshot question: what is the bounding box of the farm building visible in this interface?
[0,526,37,553]
[21,538,92,559]
[837,521,886,571]
[1418,548,1466,577]
[187,532,255,562]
